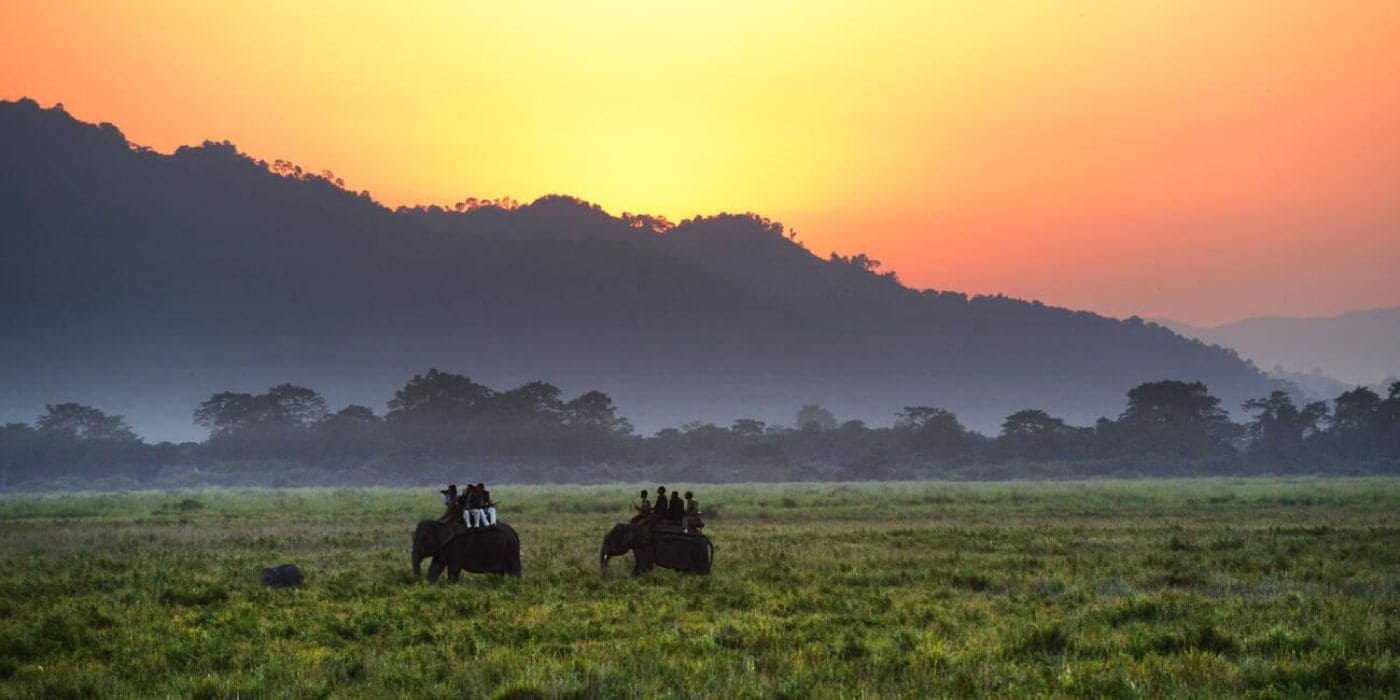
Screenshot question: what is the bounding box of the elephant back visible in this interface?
[449,520,515,541]
[652,530,713,574]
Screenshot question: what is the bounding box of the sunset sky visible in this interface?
[3,1,1398,325]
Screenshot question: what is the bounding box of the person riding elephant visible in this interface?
[600,520,712,576]
[412,519,522,580]
[684,491,703,532]
[439,484,462,524]
[631,489,652,524]
[463,484,486,528]
[667,490,685,523]
[478,483,496,526]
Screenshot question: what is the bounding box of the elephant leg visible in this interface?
[427,558,446,583]
[447,562,461,581]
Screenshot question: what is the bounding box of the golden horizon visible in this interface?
[3,1,1398,325]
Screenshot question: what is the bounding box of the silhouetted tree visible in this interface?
[1241,391,1327,457]
[263,384,329,429]
[26,404,149,481]
[330,404,378,424]
[1381,382,1400,460]
[896,406,971,458]
[796,404,837,431]
[193,392,258,437]
[488,381,565,425]
[563,390,632,434]
[1121,381,1228,426]
[0,423,42,487]
[37,403,139,443]
[730,418,767,438]
[998,409,1082,461]
[194,385,327,437]
[1114,381,1237,458]
[1001,409,1067,438]
[386,369,493,424]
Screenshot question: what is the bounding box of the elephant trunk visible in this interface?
[412,534,428,578]
[600,542,610,573]
[411,520,440,579]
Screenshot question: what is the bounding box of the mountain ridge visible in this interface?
[0,98,1282,441]
[1158,308,1400,388]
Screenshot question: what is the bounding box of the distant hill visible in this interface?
[1160,309,1400,391]
[0,98,1283,441]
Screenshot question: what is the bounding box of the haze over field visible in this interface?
[1161,308,1400,389]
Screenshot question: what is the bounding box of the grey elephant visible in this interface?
[412,519,522,581]
[600,521,712,576]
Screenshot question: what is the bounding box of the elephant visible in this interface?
[600,521,712,576]
[412,519,522,581]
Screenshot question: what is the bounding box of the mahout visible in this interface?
[412,519,522,581]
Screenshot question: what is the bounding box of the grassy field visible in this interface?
[0,479,1397,698]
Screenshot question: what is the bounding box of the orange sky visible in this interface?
[3,1,1398,325]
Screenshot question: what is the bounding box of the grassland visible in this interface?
[0,479,1397,698]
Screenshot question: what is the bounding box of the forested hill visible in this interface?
[0,98,1281,441]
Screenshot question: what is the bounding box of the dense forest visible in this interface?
[2,369,1395,490]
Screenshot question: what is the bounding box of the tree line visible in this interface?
[1,370,1396,489]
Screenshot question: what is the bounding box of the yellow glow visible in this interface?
[3,1,1398,323]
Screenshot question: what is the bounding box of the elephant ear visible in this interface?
[432,522,459,552]
[419,521,453,554]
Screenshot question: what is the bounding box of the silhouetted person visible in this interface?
[653,485,668,524]
[684,490,703,532]
[439,484,461,524]
[479,483,496,525]
[631,489,652,524]
[462,484,483,527]
[668,490,684,523]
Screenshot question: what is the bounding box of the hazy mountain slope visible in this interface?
[0,98,1282,440]
[1162,309,1400,387]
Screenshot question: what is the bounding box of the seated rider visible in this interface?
[668,490,685,524]
[479,483,496,526]
[439,484,462,524]
[652,486,668,525]
[465,484,484,527]
[684,490,703,532]
[457,484,471,527]
[631,489,652,524]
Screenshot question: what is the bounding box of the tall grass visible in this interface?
[0,479,1396,697]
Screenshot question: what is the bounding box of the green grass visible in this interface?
[1,479,1397,698]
